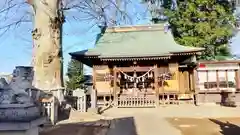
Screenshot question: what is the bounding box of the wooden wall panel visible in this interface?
[162,63,179,92]
[184,71,190,92]
[95,66,112,94]
[179,72,185,93]
[189,71,194,91]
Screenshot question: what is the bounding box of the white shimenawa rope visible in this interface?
[116,67,155,80]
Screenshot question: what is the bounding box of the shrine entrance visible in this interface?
[116,67,155,107]
[113,66,171,108]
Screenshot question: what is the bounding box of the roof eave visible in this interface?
[171,49,205,55]
[69,50,100,58]
[100,56,171,61]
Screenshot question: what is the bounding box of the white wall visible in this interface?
[197,63,239,91]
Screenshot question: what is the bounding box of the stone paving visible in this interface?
[41,105,240,135]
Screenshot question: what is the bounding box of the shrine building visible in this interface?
[70,24,204,107]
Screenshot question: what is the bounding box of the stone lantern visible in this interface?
[0,66,45,135]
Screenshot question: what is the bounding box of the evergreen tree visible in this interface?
[142,0,236,60]
[166,0,236,60]
[66,59,84,90]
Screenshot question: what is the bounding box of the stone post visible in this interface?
[50,97,57,125]
[89,89,98,113]
[73,89,87,112]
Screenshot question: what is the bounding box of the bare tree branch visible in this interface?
[0,0,150,52]
[62,0,135,27]
[0,0,147,41]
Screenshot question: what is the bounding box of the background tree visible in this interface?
[166,0,236,60]
[142,0,237,60]
[66,59,84,90]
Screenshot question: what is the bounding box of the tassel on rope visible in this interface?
[118,73,121,79]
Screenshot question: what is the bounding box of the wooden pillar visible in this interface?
[193,70,198,92]
[205,70,209,103]
[183,71,190,92]
[154,65,159,107]
[179,72,185,93]
[189,71,194,91]
[235,69,239,90]
[91,66,97,109]
[193,69,199,105]
[234,69,239,102]
[175,63,180,92]
[93,66,96,89]
[216,70,219,91]
[169,63,179,92]
[225,70,229,89]
[113,66,117,106]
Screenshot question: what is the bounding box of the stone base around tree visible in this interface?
[0,117,46,135]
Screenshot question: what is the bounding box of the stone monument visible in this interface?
[0,66,45,135]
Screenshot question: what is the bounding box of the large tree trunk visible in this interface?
[29,0,64,91]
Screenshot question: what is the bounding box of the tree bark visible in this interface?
[30,0,64,91]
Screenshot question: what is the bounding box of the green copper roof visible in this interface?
[70,24,204,59]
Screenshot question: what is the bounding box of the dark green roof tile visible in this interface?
[70,24,204,58]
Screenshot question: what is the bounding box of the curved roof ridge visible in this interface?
[106,23,165,33]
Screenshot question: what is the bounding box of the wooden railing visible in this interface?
[117,95,156,107]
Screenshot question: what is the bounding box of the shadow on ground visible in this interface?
[210,119,240,135]
[98,105,113,115]
[167,117,240,135]
[40,117,138,135]
[57,107,71,122]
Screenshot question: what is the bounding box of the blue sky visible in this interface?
[0,0,150,75]
[0,1,240,75]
